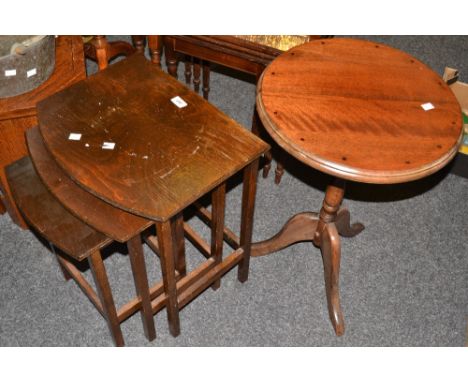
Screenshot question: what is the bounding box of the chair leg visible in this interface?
[238,159,260,283]
[202,61,210,100]
[156,219,181,337]
[184,56,192,84]
[131,35,146,53]
[88,250,124,347]
[127,235,156,342]
[148,35,163,68]
[164,37,178,78]
[193,58,201,93]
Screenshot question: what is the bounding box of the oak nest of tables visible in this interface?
[252,38,463,336]
[25,53,268,345]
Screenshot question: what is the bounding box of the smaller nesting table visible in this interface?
[253,38,463,335]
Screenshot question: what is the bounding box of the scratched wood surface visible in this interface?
[38,54,269,221]
[257,38,464,184]
[26,127,152,242]
[5,157,111,260]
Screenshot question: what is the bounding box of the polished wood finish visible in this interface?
[6,157,110,260]
[251,181,362,335]
[0,36,86,227]
[38,54,269,221]
[257,38,463,184]
[254,38,463,336]
[26,127,152,242]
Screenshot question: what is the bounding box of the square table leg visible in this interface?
[156,219,181,337]
[238,159,260,283]
[172,212,187,277]
[211,182,226,290]
[88,250,125,347]
[127,235,157,342]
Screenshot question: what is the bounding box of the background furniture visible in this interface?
[84,35,136,71]
[149,35,329,184]
[253,38,463,336]
[444,67,468,178]
[0,36,86,228]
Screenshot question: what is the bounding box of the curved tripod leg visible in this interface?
[320,222,345,336]
[335,208,365,238]
[251,212,318,257]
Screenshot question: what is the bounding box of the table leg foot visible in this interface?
[274,161,284,184]
[320,222,345,336]
[262,151,273,178]
[251,212,318,257]
[335,208,365,238]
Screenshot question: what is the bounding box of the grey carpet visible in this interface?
[0,36,467,346]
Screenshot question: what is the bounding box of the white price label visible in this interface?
[68,133,82,141]
[421,102,435,111]
[27,68,37,78]
[102,142,116,150]
[171,96,188,108]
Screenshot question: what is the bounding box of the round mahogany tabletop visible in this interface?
[256,38,463,184]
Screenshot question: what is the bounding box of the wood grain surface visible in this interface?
[257,38,463,184]
[26,127,152,243]
[38,54,269,221]
[5,157,111,260]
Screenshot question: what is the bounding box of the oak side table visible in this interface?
[37,54,269,338]
[253,38,463,336]
[0,36,86,228]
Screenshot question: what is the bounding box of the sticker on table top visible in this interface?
[102,142,116,150]
[4,69,16,77]
[27,68,37,78]
[171,96,188,108]
[68,133,82,141]
[421,102,435,111]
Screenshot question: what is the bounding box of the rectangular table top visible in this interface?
[37,54,269,221]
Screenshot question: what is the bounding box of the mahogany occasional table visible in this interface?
[253,38,463,336]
